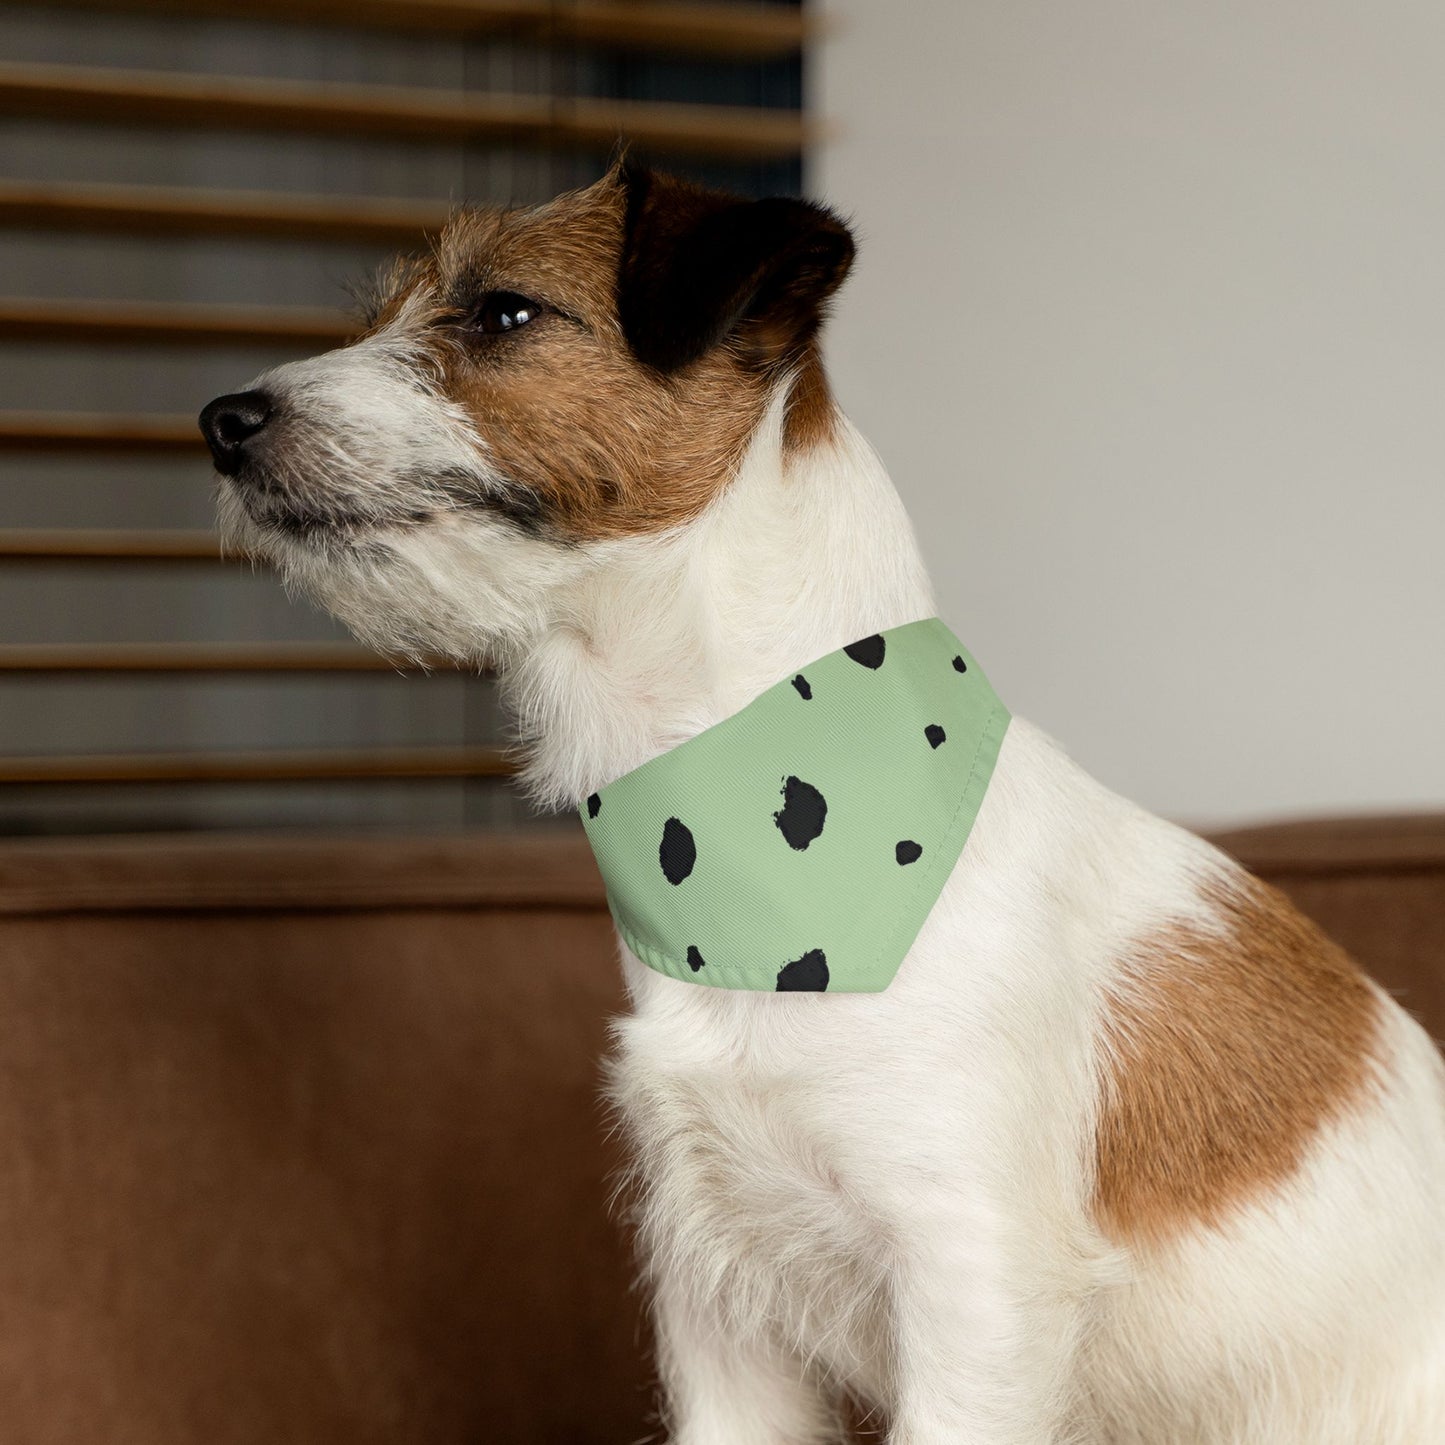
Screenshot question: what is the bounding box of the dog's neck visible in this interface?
[505,391,937,810]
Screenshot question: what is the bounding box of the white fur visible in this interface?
[220,345,1445,1443]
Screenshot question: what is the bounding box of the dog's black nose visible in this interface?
[199,390,273,475]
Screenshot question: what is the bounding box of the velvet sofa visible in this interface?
[0,816,1439,1442]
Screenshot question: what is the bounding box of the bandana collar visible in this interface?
[579,618,1010,993]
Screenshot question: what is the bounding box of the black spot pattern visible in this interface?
[773,776,827,850]
[844,635,886,669]
[590,623,994,991]
[659,817,696,884]
[776,949,829,992]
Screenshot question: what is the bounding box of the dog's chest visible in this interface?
[611,995,894,1389]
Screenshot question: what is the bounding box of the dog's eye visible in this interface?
[471,291,543,335]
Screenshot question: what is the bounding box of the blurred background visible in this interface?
[2,1,1441,839]
[819,0,1445,827]
[0,4,1442,1443]
[0,0,801,837]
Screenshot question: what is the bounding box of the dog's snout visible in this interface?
[199,390,274,475]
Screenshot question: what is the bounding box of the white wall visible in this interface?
[813,0,1445,827]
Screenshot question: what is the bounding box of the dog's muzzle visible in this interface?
[199,390,274,477]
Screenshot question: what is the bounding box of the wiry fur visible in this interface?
[207,170,1445,1443]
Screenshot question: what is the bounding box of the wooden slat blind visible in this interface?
[0,643,419,673]
[0,297,354,348]
[0,0,811,816]
[0,62,813,163]
[0,529,221,561]
[0,745,513,785]
[0,413,205,452]
[31,0,811,59]
[0,181,448,245]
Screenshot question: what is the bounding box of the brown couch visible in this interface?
[0,817,1440,1443]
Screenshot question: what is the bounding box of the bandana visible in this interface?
[578,618,1009,992]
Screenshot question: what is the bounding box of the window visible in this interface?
[0,0,808,834]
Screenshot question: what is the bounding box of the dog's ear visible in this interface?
[616,162,855,374]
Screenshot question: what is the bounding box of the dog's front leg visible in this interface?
[885,1201,1090,1445]
[653,1275,842,1445]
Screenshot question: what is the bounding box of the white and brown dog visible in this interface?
[201,164,1445,1444]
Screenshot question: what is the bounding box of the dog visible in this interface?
[200,162,1445,1443]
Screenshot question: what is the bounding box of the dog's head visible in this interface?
[200,163,854,662]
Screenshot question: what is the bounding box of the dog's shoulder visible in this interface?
[1094,859,1382,1246]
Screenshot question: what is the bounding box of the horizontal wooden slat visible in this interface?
[0,528,221,560]
[0,830,605,916]
[0,643,421,673]
[0,413,203,452]
[29,0,810,59]
[0,745,513,784]
[0,62,812,162]
[0,179,449,245]
[515,0,809,57]
[0,296,353,348]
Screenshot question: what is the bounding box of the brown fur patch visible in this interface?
[1094,872,1382,1246]
[366,176,790,541]
[782,344,839,456]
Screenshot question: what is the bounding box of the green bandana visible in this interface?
[578,618,1009,993]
